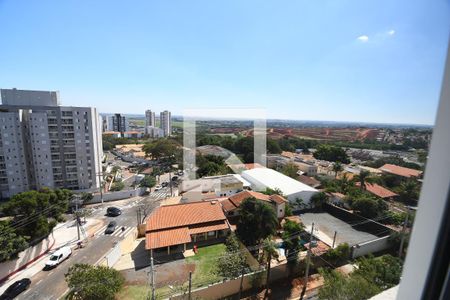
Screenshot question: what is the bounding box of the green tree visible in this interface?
[357,170,371,190]
[110,181,125,191]
[332,162,343,178]
[313,145,350,163]
[262,187,283,196]
[80,192,93,204]
[267,139,282,154]
[318,269,381,300]
[143,139,179,161]
[322,243,350,265]
[398,179,420,203]
[65,263,125,300]
[0,221,28,262]
[262,237,279,288]
[139,175,156,188]
[216,234,248,278]
[311,192,329,210]
[351,197,388,219]
[236,198,278,246]
[282,219,304,258]
[281,162,299,179]
[354,255,402,290]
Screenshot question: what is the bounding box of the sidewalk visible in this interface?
[0,217,104,294]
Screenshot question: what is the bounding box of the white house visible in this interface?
[241,167,318,205]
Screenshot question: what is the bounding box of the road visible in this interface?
[15,187,172,300]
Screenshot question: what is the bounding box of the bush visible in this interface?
[110,182,125,191]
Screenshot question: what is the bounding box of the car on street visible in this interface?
[161,182,168,187]
[45,247,72,269]
[154,185,162,191]
[177,170,184,176]
[106,207,122,217]
[105,221,117,234]
[171,176,178,181]
[0,278,31,300]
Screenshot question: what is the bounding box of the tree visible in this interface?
[65,263,125,300]
[267,139,282,154]
[281,162,299,179]
[196,154,229,177]
[262,237,279,289]
[354,255,402,290]
[311,192,329,210]
[318,269,381,300]
[357,170,371,190]
[0,221,28,262]
[80,192,93,204]
[282,219,304,258]
[322,243,350,265]
[398,179,420,203]
[139,175,156,188]
[262,187,283,196]
[332,162,343,178]
[350,197,387,219]
[313,145,350,163]
[143,139,179,161]
[236,198,278,246]
[110,181,125,191]
[216,234,248,278]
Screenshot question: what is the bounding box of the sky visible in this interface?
[0,0,449,125]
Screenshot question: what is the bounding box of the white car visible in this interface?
[154,185,162,191]
[45,246,72,268]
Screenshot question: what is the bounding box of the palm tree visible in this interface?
[332,162,344,178]
[358,170,371,190]
[262,237,279,292]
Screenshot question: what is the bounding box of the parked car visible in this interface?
[161,182,168,187]
[106,207,122,217]
[105,221,117,234]
[171,176,178,181]
[45,247,72,269]
[0,278,31,300]
[154,185,162,191]
[177,170,184,176]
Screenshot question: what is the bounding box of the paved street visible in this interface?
[8,187,172,300]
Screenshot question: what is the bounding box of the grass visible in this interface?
[186,243,226,288]
[117,285,149,300]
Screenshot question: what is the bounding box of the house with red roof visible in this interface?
[145,201,230,256]
[379,164,422,179]
[356,182,399,200]
[219,190,288,219]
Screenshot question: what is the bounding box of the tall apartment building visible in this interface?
[160,110,172,137]
[0,88,103,198]
[108,113,129,134]
[101,115,109,132]
[145,110,156,127]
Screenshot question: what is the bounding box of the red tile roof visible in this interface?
[188,221,229,235]
[146,227,191,249]
[379,164,422,178]
[222,190,287,212]
[357,182,398,199]
[145,201,226,232]
[298,175,321,187]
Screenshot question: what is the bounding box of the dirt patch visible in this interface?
[154,261,196,287]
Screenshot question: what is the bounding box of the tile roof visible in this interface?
[146,227,191,249]
[223,190,287,211]
[219,199,238,212]
[379,164,422,178]
[298,175,321,187]
[188,221,229,235]
[357,182,398,199]
[145,201,226,231]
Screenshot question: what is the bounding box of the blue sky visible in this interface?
[0,0,448,125]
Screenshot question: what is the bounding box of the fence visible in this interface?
[351,236,392,259]
[88,187,147,204]
[97,227,138,267]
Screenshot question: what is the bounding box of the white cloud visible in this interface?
[357,35,369,42]
[388,30,395,36]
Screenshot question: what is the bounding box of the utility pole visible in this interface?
[188,271,192,300]
[75,202,80,240]
[398,209,410,258]
[300,222,314,300]
[150,254,155,300]
[332,231,337,248]
[97,172,104,204]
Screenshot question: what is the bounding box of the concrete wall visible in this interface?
[88,187,146,203]
[0,236,54,283]
[351,236,392,259]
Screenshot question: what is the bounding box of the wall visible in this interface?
[88,187,146,203]
[351,236,392,259]
[0,236,54,283]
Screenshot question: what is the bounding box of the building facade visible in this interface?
[159,110,172,137]
[0,89,103,198]
[145,110,156,127]
[108,113,129,135]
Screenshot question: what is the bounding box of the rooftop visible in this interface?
[220,190,287,212]
[242,167,318,195]
[298,175,321,187]
[357,182,398,199]
[379,164,422,178]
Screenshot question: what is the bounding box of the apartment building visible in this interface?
[108,113,129,135]
[145,110,156,127]
[0,88,103,198]
[160,110,172,137]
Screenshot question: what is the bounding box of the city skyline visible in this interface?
[0,1,449,125]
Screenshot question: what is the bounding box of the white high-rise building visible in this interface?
[0,88,103,198]
[145,110,156,127]
[160,110,172,137]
